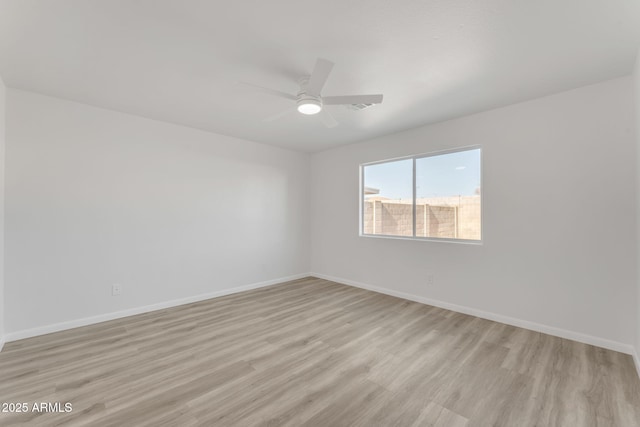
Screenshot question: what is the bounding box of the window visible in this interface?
[361,146,481,242]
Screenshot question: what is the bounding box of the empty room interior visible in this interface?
[2,1,640,426]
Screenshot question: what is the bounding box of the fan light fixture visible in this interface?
[297,97,322,115]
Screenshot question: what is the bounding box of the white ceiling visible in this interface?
[1,0,639,152]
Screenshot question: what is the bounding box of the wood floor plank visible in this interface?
[1,277,639,426]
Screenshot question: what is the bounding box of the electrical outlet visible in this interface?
[112,284,122,296]
[426,275,434,286]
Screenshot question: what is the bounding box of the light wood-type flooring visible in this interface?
[1,277,639,426]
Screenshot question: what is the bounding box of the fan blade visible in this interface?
[319,110,339,128]
[263,108,295,122]
[306,58,334,96]
[238,82,297,101]
[323,94,383,105]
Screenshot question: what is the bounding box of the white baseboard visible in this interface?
[4,271,637,368]
[633,348,640,379]
[4,273,309,344]
[311,272,635,356]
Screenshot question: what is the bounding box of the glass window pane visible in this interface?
[415,149,481,240]
[363,159,413,236]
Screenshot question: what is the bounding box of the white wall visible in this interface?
[635,49,640,369]
[0,76,5,350]
[4,89,310,337]
[311,76,636,352]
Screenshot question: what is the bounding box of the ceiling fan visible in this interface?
[241,58,383,128]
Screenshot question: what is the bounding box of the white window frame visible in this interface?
[359,145,483,244]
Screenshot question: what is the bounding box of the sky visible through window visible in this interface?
[364,149,481,199]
